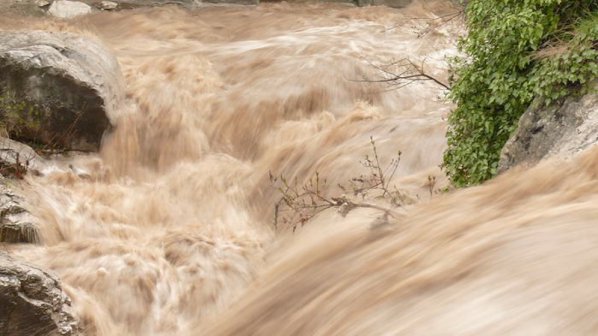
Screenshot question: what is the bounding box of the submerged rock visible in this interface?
[358,0,412,7]
[0,30,124,152]
[98,0,118,10]
[48,0,92,18]
[35,0,52,7]
[0,253,79,335]
[499,83,598,172]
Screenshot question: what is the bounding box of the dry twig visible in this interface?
[270,137,406,232]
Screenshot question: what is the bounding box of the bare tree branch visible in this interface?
[270,138,411,232]
[354,57,450,91]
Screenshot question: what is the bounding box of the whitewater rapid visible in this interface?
[2,1,467,334]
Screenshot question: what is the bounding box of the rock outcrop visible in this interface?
[0,253,79,336]
[0,137,47,178]
[0,136,49,245]
[0,180,40,244]
[499,83,598,172]
[0,30,124,152]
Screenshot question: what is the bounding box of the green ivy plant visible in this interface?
[443,0,597,187]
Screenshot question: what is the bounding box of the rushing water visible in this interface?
[3,1,596,335]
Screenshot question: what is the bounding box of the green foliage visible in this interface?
[0,90,44,138]
[443,0,598,187]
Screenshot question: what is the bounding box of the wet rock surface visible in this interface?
[0,137,47,178]
[0,180,40,244]
[499,83,598,172]
[0,30,124,152]
[0,253,79,336]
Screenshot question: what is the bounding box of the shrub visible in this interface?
[443,0,598,187]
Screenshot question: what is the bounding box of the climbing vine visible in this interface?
[443,0,598,187]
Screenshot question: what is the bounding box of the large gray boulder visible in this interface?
[0,253,79,336]
[499,83,598,172]
[0,30,124,152]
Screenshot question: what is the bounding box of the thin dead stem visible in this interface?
[270,137,407,232]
